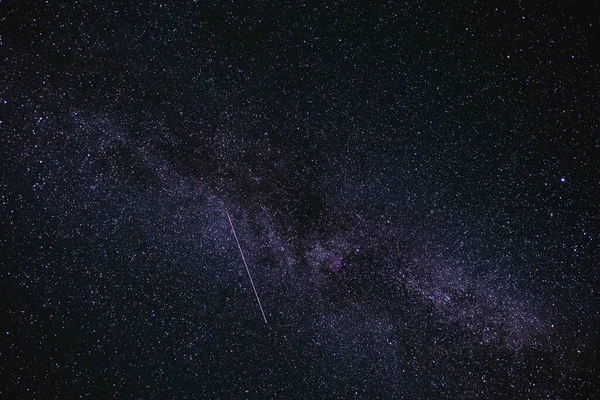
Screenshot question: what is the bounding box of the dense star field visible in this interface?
[1,1,598,398]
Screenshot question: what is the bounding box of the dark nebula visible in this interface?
[1,1,598,398]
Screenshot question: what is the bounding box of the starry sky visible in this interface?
[1,1,599,398]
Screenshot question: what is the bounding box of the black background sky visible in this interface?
[1,0,599,398]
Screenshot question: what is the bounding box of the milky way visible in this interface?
[2,1,598,398]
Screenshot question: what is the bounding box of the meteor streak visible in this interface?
[226,212,268,324]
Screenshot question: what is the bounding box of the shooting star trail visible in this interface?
[226,212,268,324]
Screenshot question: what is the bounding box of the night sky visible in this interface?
[1,1,599,398]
